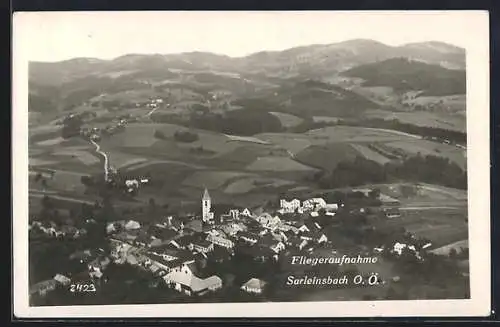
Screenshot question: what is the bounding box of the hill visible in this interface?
[235,79,381,119]
[29,39,465,87]
[340,57,466,96]
[238,39,465,78]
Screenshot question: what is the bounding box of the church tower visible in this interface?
[202,188,213,223]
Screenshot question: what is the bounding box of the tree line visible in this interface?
[312,154,466,190]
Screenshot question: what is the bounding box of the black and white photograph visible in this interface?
[12,11,490,318]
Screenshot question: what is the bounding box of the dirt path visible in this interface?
[90,139,110,181]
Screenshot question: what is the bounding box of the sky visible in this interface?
[13,11,486,62]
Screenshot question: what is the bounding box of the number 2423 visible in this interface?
[70,283,96,292]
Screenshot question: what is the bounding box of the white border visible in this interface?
[12,10,491,318]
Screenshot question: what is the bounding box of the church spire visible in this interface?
[203,187,210,200]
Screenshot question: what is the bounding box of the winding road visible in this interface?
[90,139,110,181]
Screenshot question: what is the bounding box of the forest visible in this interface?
[313,154,467,190]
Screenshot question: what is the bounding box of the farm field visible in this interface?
[223,176,296,195]
[51,149,101,166]
[430,240,469,256]
[404,94,466,111]
[182,171,254,190]
[269,111,304,128]
[212,143,285,170]
[256,133,314,155]
[350,144,391,164]
[365,109,466,133]
[102,150,148,170]
[376,207,467,249]
[245,156,318,172]
[89,89,159,103]
[294,143,362,171]
[101,124,158,148]
[306,125,417,143]
[35,137,65,146]
[30,169,89,193]
[225,134,270,144]
[385,139,466,169]
[312,116,340,123]
[29,158,59,166]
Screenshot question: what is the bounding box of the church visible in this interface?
[202,188,215,224]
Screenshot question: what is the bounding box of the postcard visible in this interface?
[12,10,491,318]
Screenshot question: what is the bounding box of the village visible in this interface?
[28,181,464,304]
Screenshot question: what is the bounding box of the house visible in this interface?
[89,256,111,272]
[221,222,246,236]
[305,221,323,232]
[229,209,240,220]
[61,225,79,238]
[256,213,281,229]
[184,219,203,233]
[206,230,234,249]
[302,198,327,211]
[124,220,141,230]
[173,235,195,250]
[53,274,71,286]
[259,234,286,254]
[163,260,222,296]
[271,230,288,243]
[30,279,58,297]
[133,233,153,248]
[240,208,253,217]
[163,216,185,232]
[241,278,267,294]
[112,231,139,244]
[277,222,300,235]
[297,224,310,233]
[147,244,186,261]
[300,231,328,244]
[146,253,185,274]
[237,231,259,245]
[279,199,301,213]
[270,241,286,254]
[192,240,214,253]
[219,214,233,223]
[109,240,132,261]
[160,228,180,243]
[287,236,309,250]
[385,208,401,219]
[325,203,339,211]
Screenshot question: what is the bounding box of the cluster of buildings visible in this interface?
[29,220,89,239]
[123,177,150,193]
[81,116,128,142]
[143,98,164,109]
[278,197,339,216]
[99,189,340,297]
[31,183,436,303]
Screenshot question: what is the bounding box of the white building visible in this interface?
[202,188,214,223]
[163,261,222,296]
[124,220,141,230]
[240,208,252,217]
[241,278,267,294]
[302,198,327,211]
[229,209,240,220]
[279,199,301,213]
[256,213,281,229]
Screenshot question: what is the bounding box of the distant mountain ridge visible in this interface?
[29,39,466,86]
